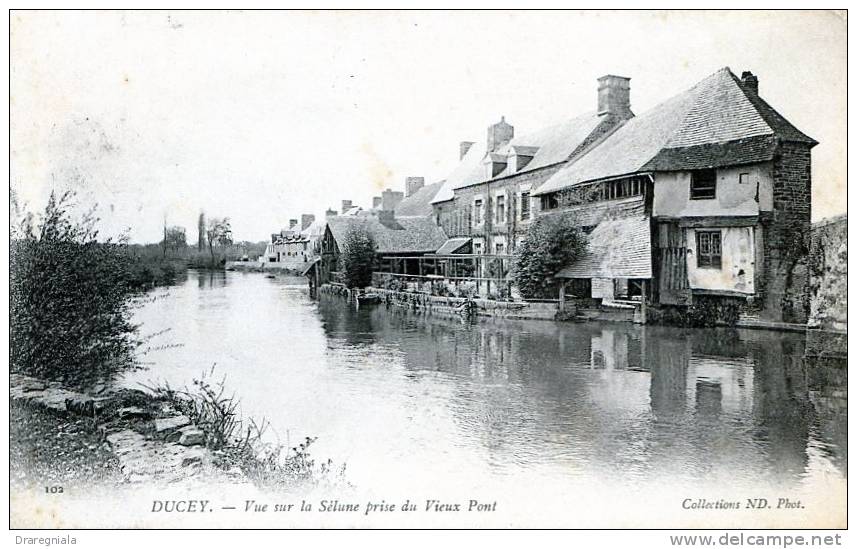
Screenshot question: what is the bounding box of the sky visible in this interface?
[10,10,847,243]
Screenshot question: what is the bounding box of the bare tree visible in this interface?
[162,226,187,257]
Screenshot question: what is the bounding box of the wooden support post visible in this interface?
[559,282,566,311]
[641,280,648,324]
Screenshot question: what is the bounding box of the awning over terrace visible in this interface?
[433,237,472,255]
[555,215,652,279]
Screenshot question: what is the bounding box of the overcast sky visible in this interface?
[11,10,846,243]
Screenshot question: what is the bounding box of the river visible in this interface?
[123,269,847,527]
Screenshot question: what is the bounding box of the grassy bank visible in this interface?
[10,371,345,491]
[10,400,122,489]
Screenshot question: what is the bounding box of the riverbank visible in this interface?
[10,373,244,487]
[226,260,304,275]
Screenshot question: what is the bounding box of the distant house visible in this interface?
[531,67,816,323]
[319,211,448,284]
[263,229,311,263]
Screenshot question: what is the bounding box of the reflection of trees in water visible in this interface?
[805,357,848,475]
[195,270,228,289]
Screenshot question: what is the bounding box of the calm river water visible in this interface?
[124,270,846,524]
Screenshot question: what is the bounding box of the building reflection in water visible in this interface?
[316,296,846,486]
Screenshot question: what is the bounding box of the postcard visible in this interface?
[8,9,847,531]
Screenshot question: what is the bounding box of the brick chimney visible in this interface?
[300,214,315,231]
[289,219,298,230]
[597,75,632,117]
[487,116,514,153]
[341,200,353,214]
[741,71,759,95]
[405,176,425,197]
[325,208,338,218]
[372,196,382,209]
[460,141,475,160]
[378,209,397,227]
[381,188,404,211]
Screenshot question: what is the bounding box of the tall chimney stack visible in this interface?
[405,176,425,197]
[289,219,298,230]
[597,75,632,118]
[372,196,383,209]
[487,116,514,153]
[460,141,475,160]
[325,208,338,218]
[341,200,353,214]
[381,188,404,211]
[741,71,759,95]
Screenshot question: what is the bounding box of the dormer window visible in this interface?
[690,169,717,200]
[485,153,508,178]
[510,146,538,173]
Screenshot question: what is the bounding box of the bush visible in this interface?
[143,368,347,490]
[686,296,740,327]
[10,192,140,388]
[341,224,376,289]
[513,214,586,299]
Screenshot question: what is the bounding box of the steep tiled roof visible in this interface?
[394,181,445,217]
[535,68,816,195]
[555,215,652,279]
[432,111,610,204]
[431,140,488,203]
[327,215,448,254]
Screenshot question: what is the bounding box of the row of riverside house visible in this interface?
[317,67,816,325]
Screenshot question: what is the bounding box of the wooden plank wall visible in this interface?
[656,221,690,305]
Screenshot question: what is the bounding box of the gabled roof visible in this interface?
[432,111,611,204]
[394,180,445,217]
[535,67,816,195]
[301,219,326,238]
[326,215,448,254]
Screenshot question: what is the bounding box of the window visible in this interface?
[696,230,722,268]
[474,199,483,224]
[495,243,504,255]
[520,192,530,220]
[496,195,505,224]
[739,173,750,185]
[690,169,717,200]
[474,242,483,254]
[541,193,559,210]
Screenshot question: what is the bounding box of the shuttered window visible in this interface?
[690,169,717,200]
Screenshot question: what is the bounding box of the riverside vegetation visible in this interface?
[10,191,339,490]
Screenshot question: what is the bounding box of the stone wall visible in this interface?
[809,214,847,331]
[760,141,813,323]
[320,284,562,321]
